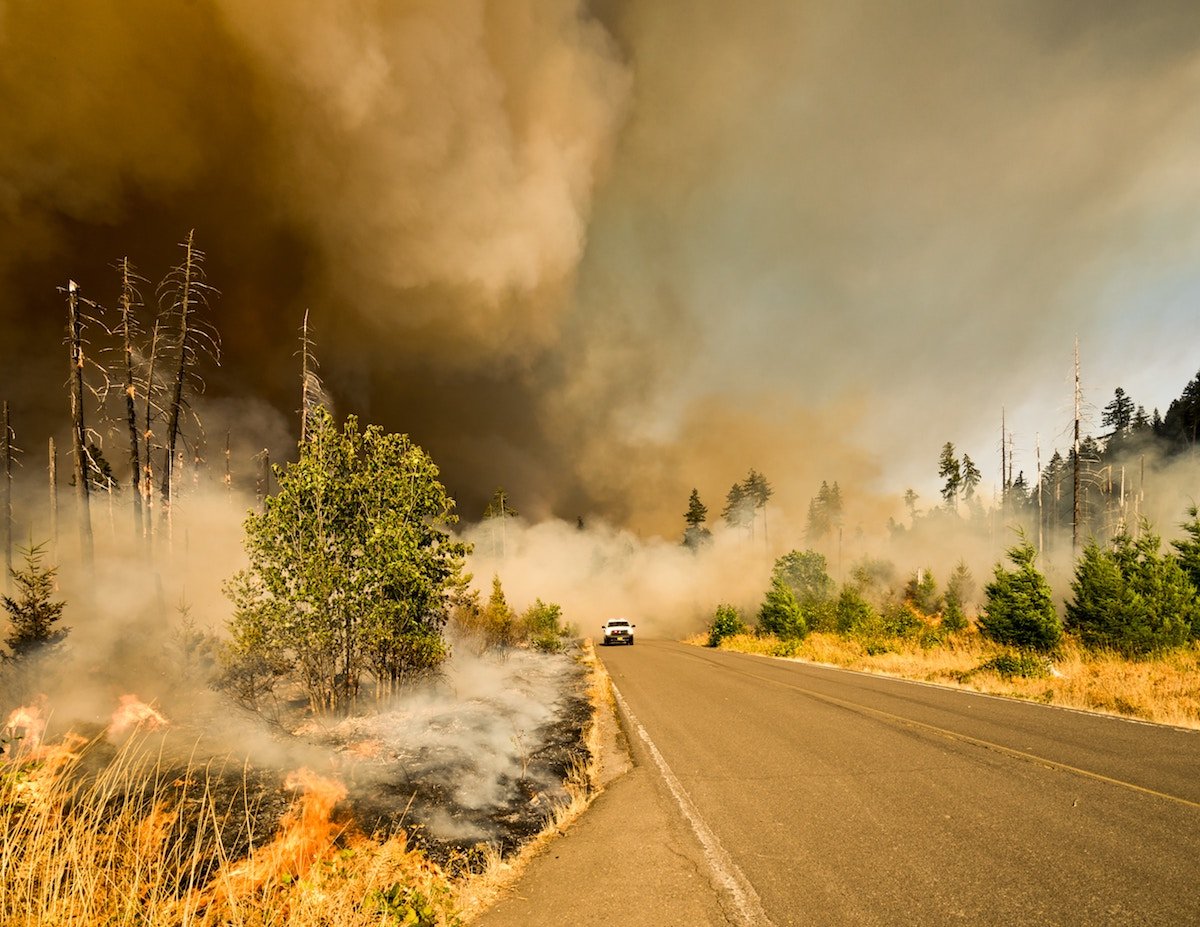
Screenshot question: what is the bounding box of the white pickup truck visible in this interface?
[600,618,635,646]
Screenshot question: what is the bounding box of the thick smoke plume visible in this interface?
[2,2,1199,537]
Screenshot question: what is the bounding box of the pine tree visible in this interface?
[3,544,68,662]
[942,561,974,632]
[1101,387,1135,435]
[904,568,941,616]
[961,454,982,501]
[938,442,962,510]
[722,481,754,532]
[1068,527,1199,654]
[758,574,806,639]
[682,488,712,550]
[979,537,1060,652]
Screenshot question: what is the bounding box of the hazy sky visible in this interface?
[1,0,1198,536]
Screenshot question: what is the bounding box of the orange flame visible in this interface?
[109,695,168,736]
[205,769,348,907]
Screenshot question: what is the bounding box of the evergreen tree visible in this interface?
[1160,370,1200,449]
[961,454,981,501]
[1102,387,1135,435]
[722,481,754,532]
[1173,505,1200,596]
[1067,527,1199,655]
[2,544,68,662]
[904,568,941,615]
[942,561,974,633]
[682,488,713,550]
[758,574,807,639]
[979,537,1061,652]
[903,488,920,524]
[938,442,962,510]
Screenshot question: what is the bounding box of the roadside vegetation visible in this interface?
[697,524,1200,729]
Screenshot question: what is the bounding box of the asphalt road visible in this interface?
[596,639,1200,927]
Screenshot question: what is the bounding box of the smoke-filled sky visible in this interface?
[2,0,1199,537]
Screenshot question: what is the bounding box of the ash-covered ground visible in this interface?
[323,647,592,862]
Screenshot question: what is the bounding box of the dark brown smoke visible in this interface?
[3,1,1200,537]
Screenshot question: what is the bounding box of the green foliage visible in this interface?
[804,481,843,544]
[1172,506,1200,603]
[223,408,467,714]
[942,561,974,632]
[707,603,747,647]
[904,568,942,616]
[977,652,1050,679]
[758,576,807,639]
[682,488,712,550]
[482,487,518,520]
[770,549,835,631]
[2,543,68,662]
[1066,528,1198,656]
[835,586,875,634]
[979,538,1061,653]
[522,598,569,652]
[881,598,923,638]
[938,442,961,509]
[722,481,754,531]
[371,882,460,927]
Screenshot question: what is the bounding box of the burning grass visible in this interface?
[0,647,604,927]
[695,631,1200,729]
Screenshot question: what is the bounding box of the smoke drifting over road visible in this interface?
[2,1,1200,534]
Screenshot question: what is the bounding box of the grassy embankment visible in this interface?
[690,631,1200,729]
[0,643,609,927]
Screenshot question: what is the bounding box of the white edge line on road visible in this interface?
[611,682,777,927]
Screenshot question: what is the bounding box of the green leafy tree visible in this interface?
[1066,527,1199,655]
[771,549,836,630]
[224,408,467,714]
[682,488,713,550]
[938,442,962,510]
[835,585,876,633]
[942,561,974,633]
[758,575,807,639]
[979,537,1061,652]
[2,543,68,662]
[521,598,567,652]
[707,604,747,647]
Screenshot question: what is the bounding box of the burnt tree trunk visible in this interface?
[161,230,196,511]
[67,281,94,565]
[118,257,144,541]
[2,401,11,590]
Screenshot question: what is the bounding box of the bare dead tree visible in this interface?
[298,309,330,444]
[2,401,12,590]
[114,257,148,541]
[142,317,161,538]
[48,437,58,559]
[224,430,232,499]
[255,449,270,511]
[157,230,220,518]
[65,280,94,565]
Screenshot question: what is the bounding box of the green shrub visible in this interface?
[979,538,1061,653]
[881,599,923,638]
[707,604,747,647]
[977,652,1050,679]
[522,598,568,652]
[1066,529,1198,656]
[904,568,942,616]
[941,560,974,633]
[835,586,875,633]
[758,576,808,639]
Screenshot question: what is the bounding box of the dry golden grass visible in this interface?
[0,728,460,926]
[0,642,612,927]
[697,631,1200,729]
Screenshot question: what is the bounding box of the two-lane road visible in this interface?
[600,639,1200,926]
